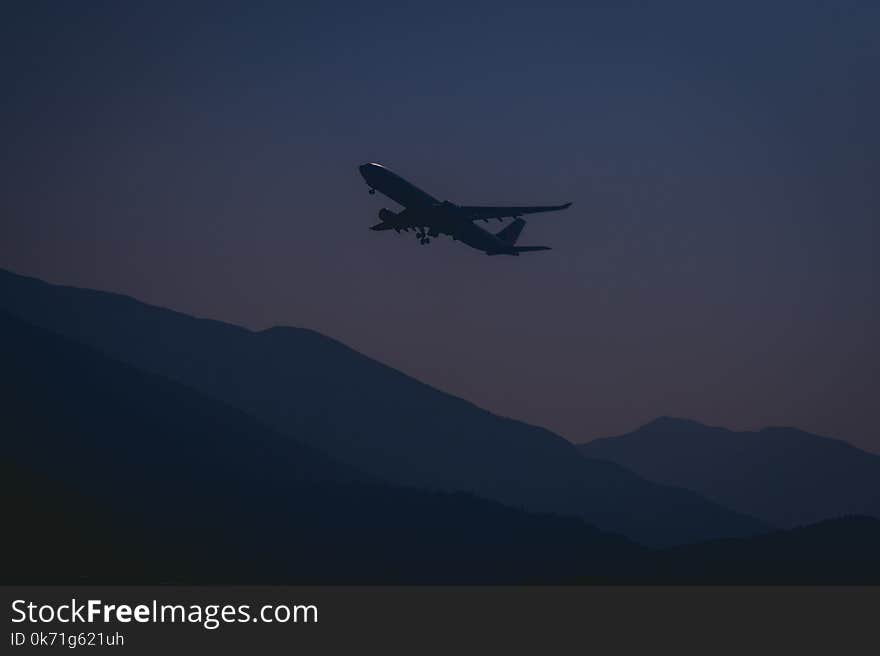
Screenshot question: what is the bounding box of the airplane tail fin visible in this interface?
[496,218,526,245]
[512,246,551,253]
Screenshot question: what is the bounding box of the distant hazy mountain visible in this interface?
[579,417,880,527]
[0,268,765,546]
[1,310,644,583]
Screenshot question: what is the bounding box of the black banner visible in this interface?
[2,586,877,654]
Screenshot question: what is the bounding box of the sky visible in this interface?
[2,1,877,451]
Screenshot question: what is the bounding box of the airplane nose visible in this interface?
[359,162,380,182]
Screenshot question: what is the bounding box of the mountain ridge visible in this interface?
[0,267,766,546]
[1,309,644,583]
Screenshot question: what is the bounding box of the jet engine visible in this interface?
[378,208,398,223]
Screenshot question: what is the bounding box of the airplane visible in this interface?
[359,162,571,256]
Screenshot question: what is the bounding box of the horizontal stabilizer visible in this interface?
[369,222,394,231]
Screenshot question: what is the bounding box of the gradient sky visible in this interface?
[2,2,877,451]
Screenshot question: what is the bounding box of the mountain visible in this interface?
[0,268,766,546]
[3,308,875,584]
[579,417,880,527]
[1,310,644,583]
[654,516,880,584]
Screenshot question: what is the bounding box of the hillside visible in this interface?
[0,268,766,546]
[1,310,643,583]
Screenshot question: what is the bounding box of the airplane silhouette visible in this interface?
[359,163,571,256]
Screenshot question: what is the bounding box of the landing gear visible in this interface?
[368,188,375,195]
[416,229,431,245]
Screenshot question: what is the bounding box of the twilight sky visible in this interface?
[2,2,877,451]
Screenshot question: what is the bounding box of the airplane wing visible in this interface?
[460,202,572,220]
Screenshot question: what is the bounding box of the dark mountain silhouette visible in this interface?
[1,310,644,583]
[0,269,765,546]
[579,417,880,527]
[3,307,876,584]
[653,516,880,584]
